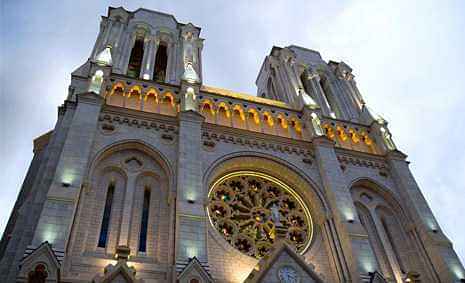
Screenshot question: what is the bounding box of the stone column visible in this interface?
[175,84,207,270]
[31,92,103,251]
[144,37,156,80]
[386,150,465,282]
[117,174,137,248]
[139,37,151,79]
[370,209,403,282]
[304,72,332,116]
[313,136,365,282]
[166,41,175,83]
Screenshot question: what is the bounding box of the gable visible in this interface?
[260,251,319,283]
[17,242,61,282]
[244,242,324,283]
[177,257,213,283]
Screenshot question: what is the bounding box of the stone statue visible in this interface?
[380,127,396,150]
[270,203,282,226]
[310,112,324,136]
[181,31,200,83]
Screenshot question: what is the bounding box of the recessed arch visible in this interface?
[349,178,408,219]
[143,88,159,113]
[86,140,174,185]
[203,152,328,223]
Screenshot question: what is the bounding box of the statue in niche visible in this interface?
[310,112,324,136]
[181,31,200,83]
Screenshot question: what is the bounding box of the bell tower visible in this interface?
[84,7,204,86]
[256,45,367,123]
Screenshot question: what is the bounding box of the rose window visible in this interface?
[207,171,313,259]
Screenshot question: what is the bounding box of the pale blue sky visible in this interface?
[1,0,464,265]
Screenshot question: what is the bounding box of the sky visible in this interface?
[1,0,464,265]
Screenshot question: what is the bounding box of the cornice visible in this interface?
[201,126,314,159]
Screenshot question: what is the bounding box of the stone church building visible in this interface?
[1,6,464,283]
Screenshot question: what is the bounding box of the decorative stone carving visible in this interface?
[380,127,396,151]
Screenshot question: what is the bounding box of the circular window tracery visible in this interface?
[207,171,313,259]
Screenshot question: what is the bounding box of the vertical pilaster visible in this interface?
[387,151,465,282]
[145,37,156,80]
[31,92,103,251]
[117,174,137,248]
[313,136,366,282]
[175,102,207,269]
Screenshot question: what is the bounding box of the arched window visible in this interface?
[355,203,391,276]
[267,77,277,99]
[127,36,144,78]
[126,87,142,111]
[98,183,115,248]
[138,188,151,253]
[27,264,48,283]
[153,42,168,82]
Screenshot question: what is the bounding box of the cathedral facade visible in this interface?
[1,7,464,283]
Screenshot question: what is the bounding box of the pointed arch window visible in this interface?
[138,188,151,252]
[153,42,168,82]
[319,76,341,118]
[98,183,115,248]
[127,36,144,78]
[267,77,277,100]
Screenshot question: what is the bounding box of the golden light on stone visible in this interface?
[207,171,313,259]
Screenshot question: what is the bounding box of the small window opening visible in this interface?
[138,188,151,252]
[127,37,144,78]
[98,183,115,248]
[153,43,168,82]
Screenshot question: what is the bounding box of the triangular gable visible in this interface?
[93,261,143,283]
[18,241,60,282]
[369,271,388,283]
[244,241,324,283]
[177,257,213,283]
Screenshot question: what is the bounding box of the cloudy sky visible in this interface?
[1,0,464,265]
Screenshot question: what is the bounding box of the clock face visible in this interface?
[278,266,299,283]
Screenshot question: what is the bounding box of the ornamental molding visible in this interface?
[202,129,314,159]
[99,112,178,134]
[336,151,389,170]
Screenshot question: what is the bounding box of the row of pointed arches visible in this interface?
[199,99,306,140]
[105,82,178,116]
